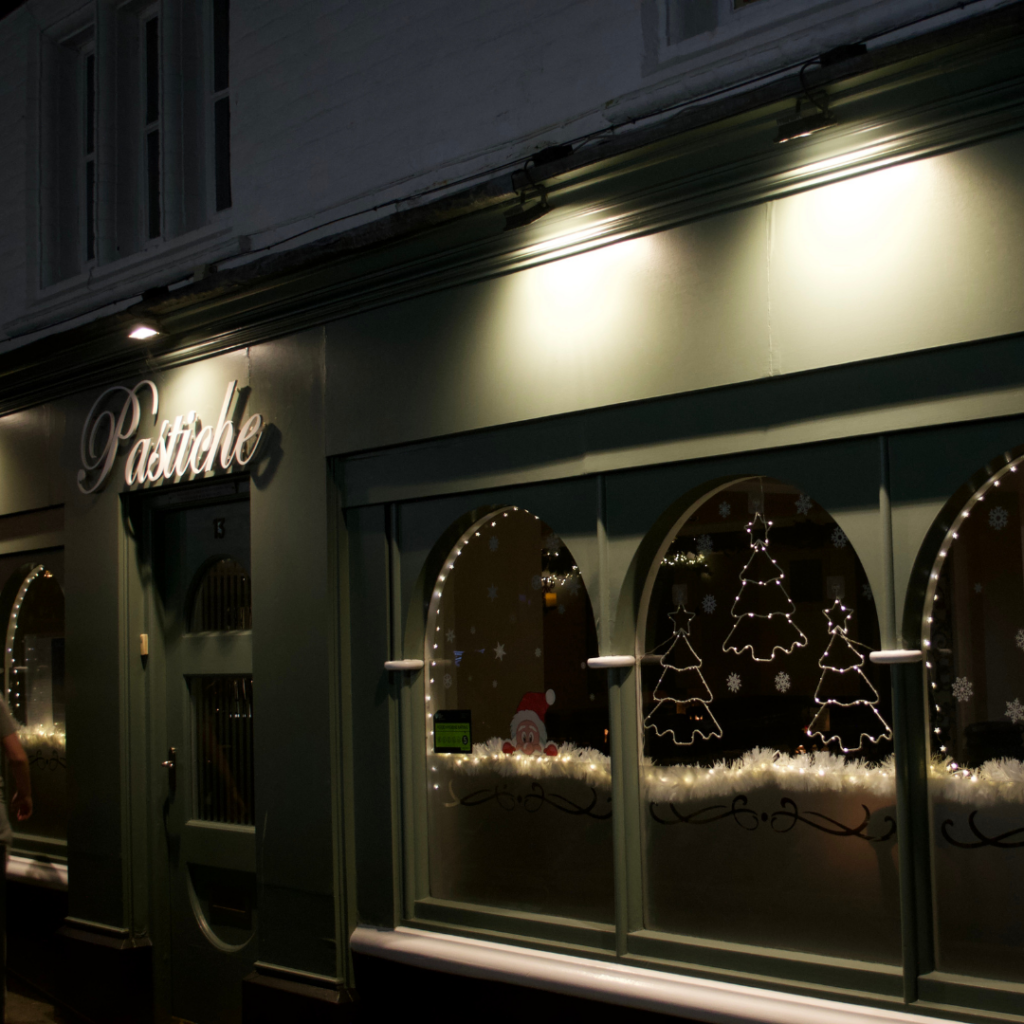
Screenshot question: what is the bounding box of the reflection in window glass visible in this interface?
[4,564,67,842]
[424,507,612,921]
[640,478,899,962]
[923,453,1024,983]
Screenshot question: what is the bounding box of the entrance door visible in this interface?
[153,485,256,1024]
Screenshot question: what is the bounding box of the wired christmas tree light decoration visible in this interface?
[722,513,808,662]
[644,606,723,746]
[807,598,892,753]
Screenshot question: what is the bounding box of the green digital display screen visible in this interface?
[434,711,471,753]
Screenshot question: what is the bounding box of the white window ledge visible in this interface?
[7,854,67,890]
[351,925,946,1024]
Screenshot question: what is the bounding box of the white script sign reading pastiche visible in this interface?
[77,379,264,495]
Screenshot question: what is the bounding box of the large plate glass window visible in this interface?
[638,477,899,962]
[1,557,66,843]
[424,506,612,921]
[921,449,1024,983]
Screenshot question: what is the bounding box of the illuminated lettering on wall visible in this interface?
[77,379,264,495]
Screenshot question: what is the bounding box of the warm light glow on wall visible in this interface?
[768,157,953,370]
[489,234,660,405]
[785,159,930,256]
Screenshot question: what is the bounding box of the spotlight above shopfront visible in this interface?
[128,323,160,340]
[776,110,838,144]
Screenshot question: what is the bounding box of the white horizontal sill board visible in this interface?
[7,854,67,890]
[869,650,924,665]
[351,925,958,1024]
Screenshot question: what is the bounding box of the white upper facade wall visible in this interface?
[0,0,1013,345]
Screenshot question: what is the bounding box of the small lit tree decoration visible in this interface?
[644,606,723,746]
[807,599,892,753]
[722,513,808,662]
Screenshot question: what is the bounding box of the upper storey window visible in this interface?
[39,1,233,285]
[665,0,769,44]
[40,19,95,286]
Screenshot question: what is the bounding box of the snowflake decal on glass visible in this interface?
[726,672,742,693]
[702,594,717,615]
[567,579,581,597]
[487,584,498,601]
[1016,628,1024,652]
[492,679,498,688]
[862,582,873,601]
[795,494,813,516]
[531,574,542,590]
[1006,698,1024,725]
[774,671,791,693]
[443,674,453,689]
[718,501,731,519]
[543,533,563,553]
[445,628,456,643]
[489,535,500,552]
[696,534,713,555]
[831,527,848,550]
[989,505,1009,531]
[952,676,973,702]
[534,647,542,658]
[974,583,983,594]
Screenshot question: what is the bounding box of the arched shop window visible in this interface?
[424,506,612,922]
[921,450,1024,984]
[2,562,66,842]
[637,477,899,963]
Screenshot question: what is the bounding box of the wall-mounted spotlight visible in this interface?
[128,323,160,340]
[775,43,866,144]
[503,143,572,231]
[504,195,550,230]
[776,110,838,144]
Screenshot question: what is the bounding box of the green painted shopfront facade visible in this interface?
[5,11,1024,1023]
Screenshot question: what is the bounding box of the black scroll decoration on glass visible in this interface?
[446,780,611,819]
[941,811,1024,849]
[650,794,895,842]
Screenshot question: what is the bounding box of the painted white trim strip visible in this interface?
[869,650,924,665]
[586,656,636,669]
[384,659,424,671]
[8,854,68,890]
[351,926,954,1024]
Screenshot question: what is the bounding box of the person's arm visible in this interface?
[2,732,32,821]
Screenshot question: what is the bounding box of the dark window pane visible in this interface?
[213,0,229,93]
[666,0,717,43]
[85,53,95,155]
[193,675,254,825]
[147,129,161,238]
[145,16,159,125]
[191,558,251,632]
[214,96,232,211]
[85,159,95,260]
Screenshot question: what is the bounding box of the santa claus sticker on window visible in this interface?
[502,689,559,756]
